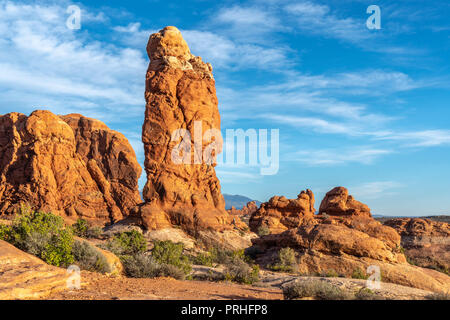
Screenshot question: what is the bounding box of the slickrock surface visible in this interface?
[249,187,450,293]
[138,26,242,233]
[0,110,141,224]
[319,186,371,218]
[0,240,68,299]
[384,218,450,273]
[249,189,315,233]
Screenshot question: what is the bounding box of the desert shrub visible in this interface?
[351,268,368,280]
[225,259,260,285]
[151,240,192,274]
[71,219,88,237]
[283,280,354,300]
[121,253,185,280]
[257,225,270,237]
[0,224,12,241]
[72,240,111,274]
[6,206,74,267]
[71,219,104,239]
[269,247,298,272]
[192,251,215,267]
[425,292,450,300]
[107,230,147,256]
[321,269,339,278]
[354,288,385,300]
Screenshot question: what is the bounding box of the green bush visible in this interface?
[71,219,103,239]
[192,252,215,267]
[269,247,298,273]
[6,206,74,267]
[225,259,260,284]
[151,240,191,274]
[257,225,270,237]
[121,253,185,280]
[72,240,111,274]
[355,288,385,300]
[0,224,12,241]
[351,268,368,280]
[321,269,339,278]
[283,280,354,300]
[107,230,147,256]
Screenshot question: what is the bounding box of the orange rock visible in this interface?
[0,110,141,224]
[228,201,258,216]
[384,218,450,273]
[138,26,242,232]
[249,189,315,233]
[319,186,371,217]
[61,113,142,221]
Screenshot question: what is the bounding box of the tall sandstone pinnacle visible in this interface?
[139,26,240,232]
[0,110,141,224]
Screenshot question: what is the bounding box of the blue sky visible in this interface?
[0,0,449,216]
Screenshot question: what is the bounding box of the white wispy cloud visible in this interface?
[375,130,450,147]
[291,147,392,166]
[0,1,147,121]
[350,181,404,199]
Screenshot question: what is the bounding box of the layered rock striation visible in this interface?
[0,110,141,224]
[138,26,242,233]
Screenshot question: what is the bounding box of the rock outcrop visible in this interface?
[384,218,450,274]
[249,190,315,233]
[228,201,258,216]
[249,187,450,292]
[138,26,241,233]
[0,110,141,224]
[61,114,142,219]
[319,186,371,218]
[0,240,68,299]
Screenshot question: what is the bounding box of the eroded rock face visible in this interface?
[228,201,258,216]
[249,190,315,233]
[249,187,450,292]
[0,110,141,224]
[319,186,371,218]
[384,218,450,273]
[139,26,241,233]
[61,114,142,219]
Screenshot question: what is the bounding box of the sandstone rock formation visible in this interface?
[0,110,141,224]
[61,114,142,219]
[138,26,242,233]
[249,190,315,233]
[249,187,450,292]
[319,186,371,218]
[228,201,258,216]
[0,239,68,299]
[384,218,450,274]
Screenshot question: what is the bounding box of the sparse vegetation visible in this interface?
[151,240,192,275]
[257,225,270,237]
[121,253,186,280]
[225,259,260,285]
[71,219,103,239]
[320,269,339,278]
[106,230,147,256]
[425,292,450,300]
[351,267,368,280]
[354,287,385,300]
[72,240,111,274]
[3,205,75,267]
[283,280,354,300]
[269,247,298,273]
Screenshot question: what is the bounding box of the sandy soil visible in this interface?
[46,272,283,300]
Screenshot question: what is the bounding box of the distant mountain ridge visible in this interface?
[223,194,262,210]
